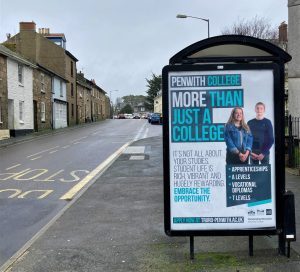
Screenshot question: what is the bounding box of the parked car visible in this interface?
[124,113,133,119]
[150,113,161,124]
[133,114,141,119]
[118,114,125,119]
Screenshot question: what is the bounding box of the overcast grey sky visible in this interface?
[0,0,288,102]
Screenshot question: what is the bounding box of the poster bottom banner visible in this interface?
[173,216,244,224]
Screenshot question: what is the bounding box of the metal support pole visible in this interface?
[176,15,210,38]
[207,19,210,38]
[287,241,291,258]
[279,233,286,255]
[190,236,194,260]
[249,235,253,256]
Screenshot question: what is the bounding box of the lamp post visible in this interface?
[110,90,118,119]
[176,14,210,38]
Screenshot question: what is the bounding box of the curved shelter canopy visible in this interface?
[169,35,291,65]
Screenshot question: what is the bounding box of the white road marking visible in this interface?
[27,146,59,158]
[49,150,58,154]
[6,164,21,170]
[133,122,147,141]
[129,155,145,160]
[60,142,131,200]
[142,128,149,139]
[123,146,145,154]
[70,136,87,143]
[30,156,42,161]
[34,169,65,182]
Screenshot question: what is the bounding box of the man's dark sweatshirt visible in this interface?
[247,118,274,155]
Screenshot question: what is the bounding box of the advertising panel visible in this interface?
[163,64,279,233]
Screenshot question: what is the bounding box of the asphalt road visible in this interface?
[0,119,162,267]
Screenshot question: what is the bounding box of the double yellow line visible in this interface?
[60,141,131,200]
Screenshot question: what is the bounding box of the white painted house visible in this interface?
[2,46,37,137]
[52,76,67,129]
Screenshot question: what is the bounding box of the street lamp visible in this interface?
[176,14,210,38]
[110,90,118,119]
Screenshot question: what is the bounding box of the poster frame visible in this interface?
[162,63,284,237]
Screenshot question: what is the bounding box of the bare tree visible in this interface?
[221,16,278,39]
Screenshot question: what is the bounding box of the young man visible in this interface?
[247,102,274,164]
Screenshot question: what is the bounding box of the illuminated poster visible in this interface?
[166,67,276,231]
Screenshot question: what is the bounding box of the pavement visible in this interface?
[0,122,101,149]
[1,135,300,271]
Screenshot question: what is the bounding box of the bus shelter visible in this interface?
[162,35,294,256]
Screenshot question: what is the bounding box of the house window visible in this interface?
[41,73,45,93]
[60,81,63,97]
[70,61,74,77]
[71,83,74,97]
[71,103,74,117]
[18,64,24,84]
[19,101,24,122]
[41,102,46,122]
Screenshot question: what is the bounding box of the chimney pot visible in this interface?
[279,22,288,43]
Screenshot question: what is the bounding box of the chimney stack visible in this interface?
[279,21,288,43]
[19,21,36,32]
[38,28,51,35]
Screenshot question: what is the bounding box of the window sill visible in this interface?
[19,121,24,124]
[18,83,24,87]
[41,90,46,94]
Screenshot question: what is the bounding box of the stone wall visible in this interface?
[33,69,52,131]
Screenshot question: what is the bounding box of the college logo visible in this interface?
[248,210,255,216]
[257,209,264,216]
[266,209,272,215]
